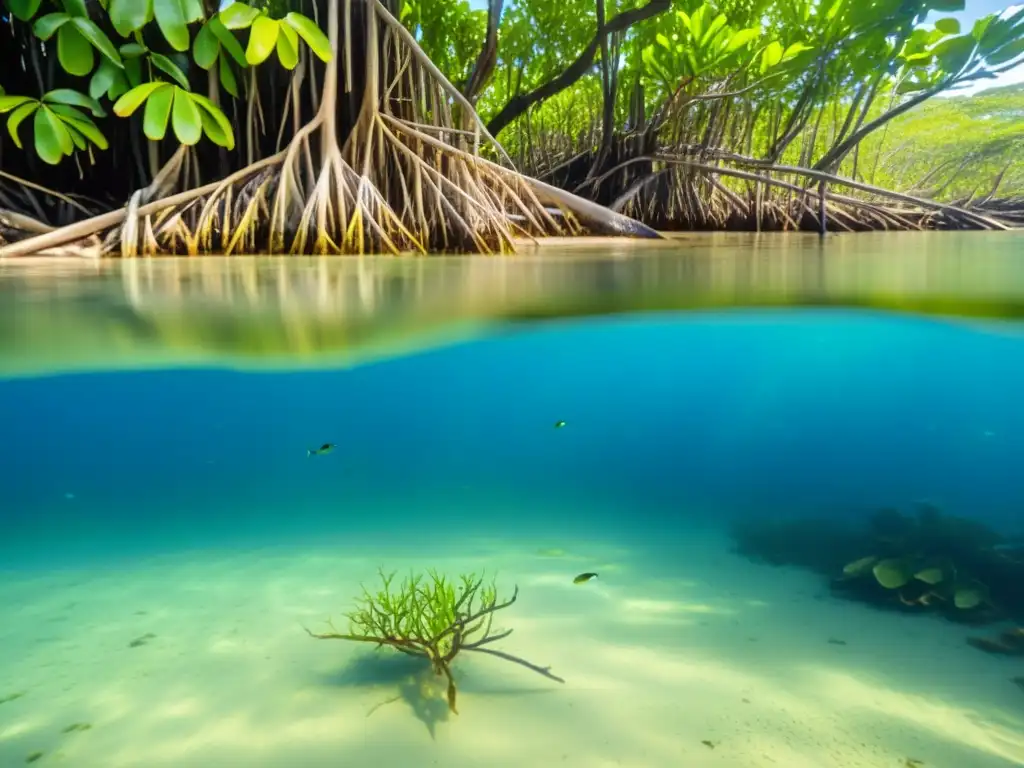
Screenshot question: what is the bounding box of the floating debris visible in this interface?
[307,443,335,457]
[0,691,25,705]
[25,752,43,763]
[553,420,567,429]
[904,759,925,768]
[827,638,847,646]
[128,632,157,648]
[61,723,92,733]
[573,572,598,584]
[701,740,717,749]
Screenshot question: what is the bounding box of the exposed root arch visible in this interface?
[0,0,658,259]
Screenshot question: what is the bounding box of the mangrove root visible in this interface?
[0,0,657,259]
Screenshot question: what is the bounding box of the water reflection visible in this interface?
[1,231,1023,376]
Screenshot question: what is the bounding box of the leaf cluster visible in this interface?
[0,0,331,165]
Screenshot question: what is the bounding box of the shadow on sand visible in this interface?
[316,652,452,737]
[315,650,561,737]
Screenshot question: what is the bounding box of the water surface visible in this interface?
[1,232,1023,768]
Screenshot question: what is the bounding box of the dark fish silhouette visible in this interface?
[307,443,335,457]
[554,420,567,429]
[573,572,598,584]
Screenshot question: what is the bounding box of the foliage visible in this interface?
[0,89,108,164]
[863,83,1024,199]
[305,569,564,713]
[0,0,329,163]
[400,0,487,85]
[2,0,1023,245]
[733,504,1024,624]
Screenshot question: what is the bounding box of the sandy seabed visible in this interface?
[1,527,1023,768]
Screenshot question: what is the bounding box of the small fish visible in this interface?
[554,420,567,429]
[307,443,335,457]
[573,572,598,584]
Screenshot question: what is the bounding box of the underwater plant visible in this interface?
[832,504,1006,619]
[732,503,1024,624]
[306,569,564,713]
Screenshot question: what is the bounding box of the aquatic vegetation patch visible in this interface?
[731,503,1024,625]
[306,569,564,713]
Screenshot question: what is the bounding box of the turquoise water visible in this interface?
[2,241,1024,767]
[3,309,1024,563]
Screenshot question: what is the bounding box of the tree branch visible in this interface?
[485,0,671,137]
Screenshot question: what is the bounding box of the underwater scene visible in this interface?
[3,234,1024,768]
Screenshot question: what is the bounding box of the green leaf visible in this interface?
[171,90,203,144]
[107,71,129,101]
[926,0,964,10]
[57,23,94,77]
[194,99,229,146]
[934,18,960,35]
[196,104,230,147]
[988,37,1024,66]
[120,42,149,58]
[189,92,234,149]
[218,53,239,97]
[43,88,105,117]
[284,12,332,62]
[124,57,144,87]
[151,52,191,89]
[0,95,35,114]
[210,17,247,66]
[61,0,87,17]
[143,83,174,139]
[972,14,996,43]
[33,12,70,41]
[655,32,670,51]
[113,81,168,116]
[896,78,931,93]
[48,105,109,150]
[71,18,123,68]
[7,0,44,22]
[931,33,977,75]
[34,106,72,164]
[63,122,88,151]
[276,23,299,69]
[700,14,727,49]
[979,11,1024,56]
[154,0,201,52]
[108,0,153,37]
[246,15,278,65]
[760,40,783,73]
[7,102,40,149]
[725,27,760,54]
[219,2,259,29]
[781,42,812,62]
[689,4,705,42]
[193,22,220,69]
[89,60,116,99]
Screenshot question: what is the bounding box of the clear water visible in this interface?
[2,232,1024,767]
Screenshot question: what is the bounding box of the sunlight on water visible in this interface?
[2,234,1024,767]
